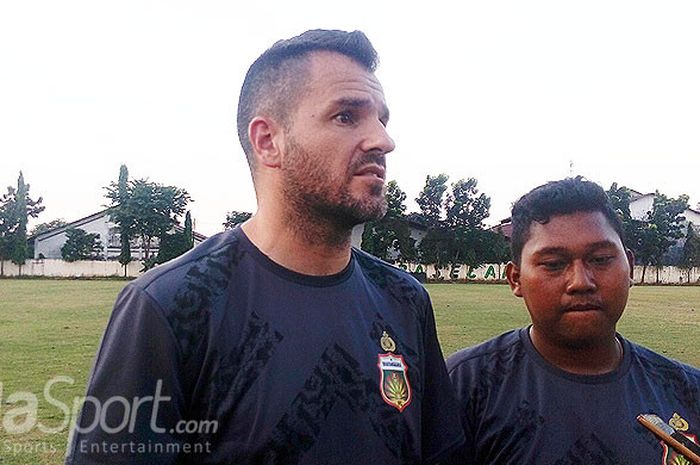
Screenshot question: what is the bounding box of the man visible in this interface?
[446,177,700,464]
[65,29,463,464]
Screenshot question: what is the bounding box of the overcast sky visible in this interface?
[2,1,699,237]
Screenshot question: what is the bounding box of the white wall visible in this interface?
[35,219,206,261]
[629,195,700,228]
[34,232,72,260]
[0,259,142,278]
[686,209,700,227]
[34,217,112,259]
[395,262,700,284]
[1,259,698,284]
[630,195,654,220]
[351,224,364,249]
[635,265,700,284]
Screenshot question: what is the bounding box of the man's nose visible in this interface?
[566,261,597,293]
[361,119,396,155]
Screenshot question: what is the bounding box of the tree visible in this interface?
[105,171,192,261]
[680,223,700,283]
[606,184,689,283]
[443,178,492,274]
[635,193,688,283]
[145,211,195,271]
[104,165,135,275]
[30,219,67,236]
[444,178,491,231]
[606,183,644,256]
[0,196,13,270]
[9,172,28,266]
[415,174,449,227]
[183,211,194,248]
[479,230,511,265]
[223,211,252,230]
[361,180,415,262]
[414,175,494,277]
[415,174,450,271]
[61,228,104,262]
[0,172,44,274]
[116,165,132,267]
[129,179,191,260]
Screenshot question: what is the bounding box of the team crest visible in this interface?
[661,413,699,465]
[377,352,412,412]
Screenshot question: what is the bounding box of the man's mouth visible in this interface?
[354,164,386,180]
[565,302,603,312]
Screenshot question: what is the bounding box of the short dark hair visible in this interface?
[510,176,626,265]
[236,29,379,172]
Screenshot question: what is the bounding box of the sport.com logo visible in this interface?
[1,376,217,448]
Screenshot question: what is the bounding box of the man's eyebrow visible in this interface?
[586,240,620,251]
[532,241,620,257]
[334,97,370,108]
[332,97,390,122]
[531,247,569,257]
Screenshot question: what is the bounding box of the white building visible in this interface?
[628,190,700,227]
[31,209,207,260]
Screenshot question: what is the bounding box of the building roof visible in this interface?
[30,208,208,242]
[630,191,700,216]
[30,208,114,241]
[491,188,700,239]
[489,220,512,239]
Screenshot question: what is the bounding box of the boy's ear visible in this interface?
[506,261,523,297]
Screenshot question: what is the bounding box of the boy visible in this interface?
[447,177,700,464]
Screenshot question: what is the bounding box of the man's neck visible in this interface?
[241,213,353,276]
[529,326,623,376]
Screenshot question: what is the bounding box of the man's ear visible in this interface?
[626,248,635,285]
[249,116,283,169]
[506,261,523,297]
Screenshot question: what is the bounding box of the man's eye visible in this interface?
[591,255,615,266]
[540,261,566,271]
[334,112,355,125]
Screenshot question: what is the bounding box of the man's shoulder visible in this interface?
[130,229,243,302]
[446,328,523,374]
[352,248,429,301]
[352,248,427,290]
[629,338,700,381]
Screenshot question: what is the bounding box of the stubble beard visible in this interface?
[282,137,387,247]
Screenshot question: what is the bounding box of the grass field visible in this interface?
[0,279,699,464]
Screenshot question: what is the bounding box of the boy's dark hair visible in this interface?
[510,176,626,265]
[236,29,378,174]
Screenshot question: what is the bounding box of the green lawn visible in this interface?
[0,280,127,465]
[0,279,698,464]
[429,283,700,364]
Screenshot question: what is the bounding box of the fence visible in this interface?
[1,259,698,284]
[0,259,142,278]
[396,263,700,285]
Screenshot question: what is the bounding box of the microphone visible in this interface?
[637,413,700,464]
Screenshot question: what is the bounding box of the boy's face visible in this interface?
[506,211,634,349]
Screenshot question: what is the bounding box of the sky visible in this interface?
[1,0,699,237]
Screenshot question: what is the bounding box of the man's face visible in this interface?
[280,51,395,227]
[507,211,634,349]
